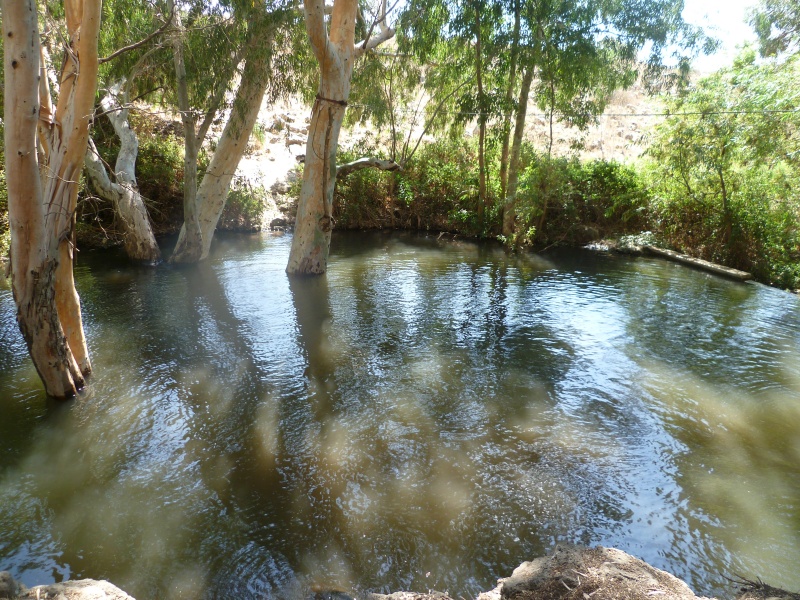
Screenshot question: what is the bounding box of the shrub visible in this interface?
[330,137,485,233]
[219,178,272,231]
[513,148,649,247]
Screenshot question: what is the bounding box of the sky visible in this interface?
[682,0,760,72]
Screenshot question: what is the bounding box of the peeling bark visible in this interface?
[3,0,100,398]
[170,34,271,263]
[287,0,395,275]
[85,84,161,263]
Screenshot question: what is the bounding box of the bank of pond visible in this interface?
[1,231,799,600]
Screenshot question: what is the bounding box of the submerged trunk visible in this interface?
[287,0,355,275]
[4,0,99,398]
[287,79,350,275]
[287,0,394,275]
[168,0,203,264]
[85,85,161,263]
[170,37,270,263]
[502,65,534,238]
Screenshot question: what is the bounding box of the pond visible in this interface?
[1,231,799,600]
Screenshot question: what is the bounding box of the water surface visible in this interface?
[1,231,799,599]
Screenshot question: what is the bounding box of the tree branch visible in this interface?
[355,0,397,57]
[336,157,401,178]
[99,8,173,64]
[305,0,330,62]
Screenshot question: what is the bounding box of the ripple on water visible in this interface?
[1,234,800,599]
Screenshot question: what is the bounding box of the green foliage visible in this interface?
[130,113,185,207]
[330,135,647,246]
[644,52,800,288]
[219,178,269,231]
[330,137,486,233]
[513,149,649,247]
[333,142,397,229]
[749,0,800,57]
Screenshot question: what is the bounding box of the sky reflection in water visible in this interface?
[0,231,798,600]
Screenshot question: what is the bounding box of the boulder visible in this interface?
[500,544,714,600]
[0,572,23,599]
[16,579,134,600]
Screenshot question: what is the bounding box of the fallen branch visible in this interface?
[643,245,754,281]
[336,157,401,178]
[295,154,402,178]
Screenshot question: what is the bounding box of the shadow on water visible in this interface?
[1,233,800,599]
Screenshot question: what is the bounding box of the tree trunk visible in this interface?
[287,81,350,275]
[4,0,100,399]
[287,0,358,275]
[499,0,521,200]
[85,84,161,263]
[474,2,487,223]
[170,36,270,263]
[287,0,394,275]
[168,0,203,264]
[502,64,534,238]
[547,78,555,157]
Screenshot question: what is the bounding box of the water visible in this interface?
[1,231,799,600]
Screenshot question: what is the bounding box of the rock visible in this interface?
[286,123,308,135]
[0,572,24,599]
[735,579,800,600]
[500,544,713,600]
[19,579,135,600]
[370,592,455,600]
[478,583,503,600]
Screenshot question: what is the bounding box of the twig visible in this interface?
[99,8,174,64]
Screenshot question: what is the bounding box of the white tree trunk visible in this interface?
[167,0,203,264]
[85,85,161,263]
[4,0,100,398]
[287,0,394,275]
[170,37,270,263]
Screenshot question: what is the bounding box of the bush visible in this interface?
[333,141,397,229]
[219,178,272,231]
[331,137,486,234]
[643,53,800,289]
[513,148,649,247]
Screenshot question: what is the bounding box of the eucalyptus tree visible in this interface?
[166,0,307,264]
[749,0,800,57]
[646,50,800,260]
[286,0,396,275]
[398,0,509,222]
[3,0,101,398]
[83,0,173,263]
[503,0,707,237]
[398,0,706,238]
